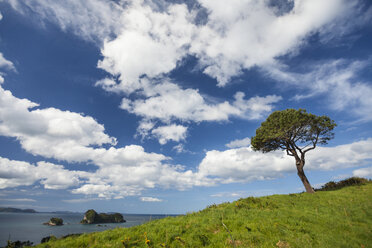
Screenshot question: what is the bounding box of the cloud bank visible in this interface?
[7,0,369,143]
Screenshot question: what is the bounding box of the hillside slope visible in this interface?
[35,183,372,247]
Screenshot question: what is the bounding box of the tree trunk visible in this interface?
[296,159,315,193]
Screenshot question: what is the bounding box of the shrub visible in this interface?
[50,218,63,226]
[317,177,369,191]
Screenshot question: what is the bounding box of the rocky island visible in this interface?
[80,209,125,224]
[43,217,63,226]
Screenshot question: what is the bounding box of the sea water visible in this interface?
[0,212,168,246]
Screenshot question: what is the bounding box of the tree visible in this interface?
[251,109,336,193]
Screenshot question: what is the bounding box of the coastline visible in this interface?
[0,212,170,246]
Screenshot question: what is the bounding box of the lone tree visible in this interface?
[251,109,336,193]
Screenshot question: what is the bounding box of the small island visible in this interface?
[80,209,125,224]
[43,217,63,226]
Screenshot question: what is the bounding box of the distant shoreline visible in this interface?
[0,207,37,213]
[0,207,181,216]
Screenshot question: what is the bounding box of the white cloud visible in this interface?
[121,80,281,123]
[7,0,363,87]
[210,192,242,198]
[0,53,15,71]
[151,124,187,145]
[94,0,356,89]
[172,143,186,154]
[6,0,123,43]
[199,147,293,183]
[97,1,195,93]
[1,0,371,197]
[198,138,372,184]
[305,139,372,170]
[226,137,251,148]
[0,11,2,20]
[87,0,350,142]
[35,162,86,190]
[192,0,348,85]
[0,157,40,189]
[120,80,280,143]
[0,83,214,197]
[61,198,103,203]
[0,84,117,162]
[0,156,86,190]
[3,198,36,202]
[265,59,372,122]
[9,0,358,144]
[352,167,372,178]
[140,196,163,202]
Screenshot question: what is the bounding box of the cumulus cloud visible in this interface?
[151,124,188,145]
[191,0,350,85]
[7,0,360,143]
[93,0,358,89]
[226,137,251,148]
[198,138,372,184]
[353,167,372,178]
[90,0,357,142]
[265,59,372,122]
[0,53,15,71]
[0,156,86,189]
[140,196,163,202]
[97,1,196,93]
[120,80,281,143]
[0,84,116,162]
[121,80,281,123]
[2,0,371,197]
[0,82,213,197]
[5,0,368,123]
[199,147,293,183]
[172,143,188,154]
[7,0,364,87]
[6,0,123,43]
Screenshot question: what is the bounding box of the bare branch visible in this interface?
[279,144,287,150]
[303,132,319,153]
[286,149,294,156]
[292,142,303,156]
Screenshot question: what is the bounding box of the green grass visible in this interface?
[34,183,372,248]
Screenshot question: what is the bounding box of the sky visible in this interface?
[0,0,371,214]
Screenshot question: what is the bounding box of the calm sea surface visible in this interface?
[0,212,168,246]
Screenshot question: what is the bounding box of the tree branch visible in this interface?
[292,142,303,156]
[286,149,294,156]
[303,132,320,153]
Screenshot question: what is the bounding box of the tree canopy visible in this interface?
[251,109,336,193]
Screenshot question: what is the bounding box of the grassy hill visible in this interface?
[34,182,372,248]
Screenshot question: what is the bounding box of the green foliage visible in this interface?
[251,109,336,153]
[49,218,63,226]
[80,209,125,224]
[34,181,372,248]
[80,209,97,224]
[6,240,33,248]
[41,236,57,244]
[316,177,370,191]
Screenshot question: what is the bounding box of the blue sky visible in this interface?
[0,0,371,214]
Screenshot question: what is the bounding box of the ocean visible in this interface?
[0,212,169,246]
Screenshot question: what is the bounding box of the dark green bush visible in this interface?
[316,177,369,191]
[80,209,125,224]
[50,218,63,226]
